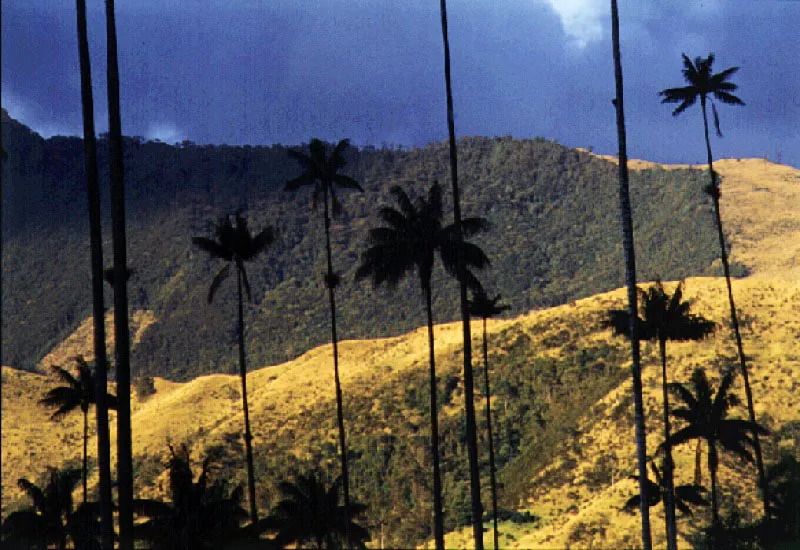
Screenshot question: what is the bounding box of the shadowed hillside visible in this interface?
[2,112,724,379]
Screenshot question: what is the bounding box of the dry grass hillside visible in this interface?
[1,158,798,548]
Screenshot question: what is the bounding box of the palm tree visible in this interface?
[39,356,118,504]
[1,468,84,550]
[437,3,485,546]
[285,138,363,532]
[468,288,508,550]
[356,182,489,549]
[133,445,250,550]
[664,368,768,530]
[659,54,767,516]
[193,213,274,524]
[73,0,114,543]
[623,457,709,518]
[103,0,133,544]
[266,472,370,550]
[609,1,652,547]
[609,280,715,549]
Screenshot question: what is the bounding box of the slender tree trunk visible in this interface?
[482,317,500,550]
[659,339,677,550]
[610,3,652,548]
[437,3,484,547]
[700,99,768,516]
[75,0,114,543]
[424,284,445,550]
[694,440,703,486]
[104,0,134,546]
[237,265,258,524]
[708,442,719,536]
[83,409,88,503]
[322,183,351,544]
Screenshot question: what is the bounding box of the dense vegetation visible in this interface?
[2,111,724,380]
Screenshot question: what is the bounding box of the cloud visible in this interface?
[540,0,606,48]
[146,122,184,144]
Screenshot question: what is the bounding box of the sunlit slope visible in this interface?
[438,277,800,549]
[4,277,799,548]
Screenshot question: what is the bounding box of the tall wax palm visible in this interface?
[356,182,489,550]
[664,368,768,530]
[73,0,114,543]
[468,288,508,550]
[285,138,363,531]
[659,54,767,516]
[193,214,274,524]
[437,3,484,546]
[39,356,118,505]
[103,0,134,545]
[609,280,715,549]
[266,472,370,550]
[610,1,652,547]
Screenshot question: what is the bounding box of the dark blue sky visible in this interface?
[3,0,798,167]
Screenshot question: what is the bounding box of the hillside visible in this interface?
[3,274,798,547]
[2,111,724,379]
[3,155,799,546]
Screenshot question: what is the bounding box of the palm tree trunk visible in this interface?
[424,284,445,550]
[437,3,484,547]
[104,0,133,546]
[482,317,500,549]
[322,183,351,544]
[83,409,88,503]
[237,265,258,524]
[610,3,652,548]
[708,441,719,531]
[659,339,678,550]
[74,0,114,543]
[700,98,768,516]
[694,440,703,486]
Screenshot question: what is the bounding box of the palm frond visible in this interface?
[332,173,363,191]
[712,101,723,137]
[193,237,233,261]
[207,264,231,304]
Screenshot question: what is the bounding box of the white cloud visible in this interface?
[146,122,185,144]
[540,0,606,49]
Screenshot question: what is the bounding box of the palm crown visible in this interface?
[609,281,715,344]
[266,472,369,550]
[665,368,766,467]
[192,213,274,303]
[40,356,118,417]
[356,182,489,291]
[623,458,708,516]
[659,53,744,138]
[468,289,509,320]
[285,138,363,216]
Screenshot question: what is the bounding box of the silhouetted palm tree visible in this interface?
[609,1,652,547]
[0,468,87,550]
[285,138,363,533]
[609,280,715,549]
[356,182,488,549]
[39,356,118,504]
[659,54,766,516]
[437,3,484,546]
[468,288,508,550]
[664,368,768,530]
[103,0,133,544]
[73,0,113,542]
[623,457,709,519]
[193,214,274,524]
[266,472,369,550]
[133,445,249,550]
